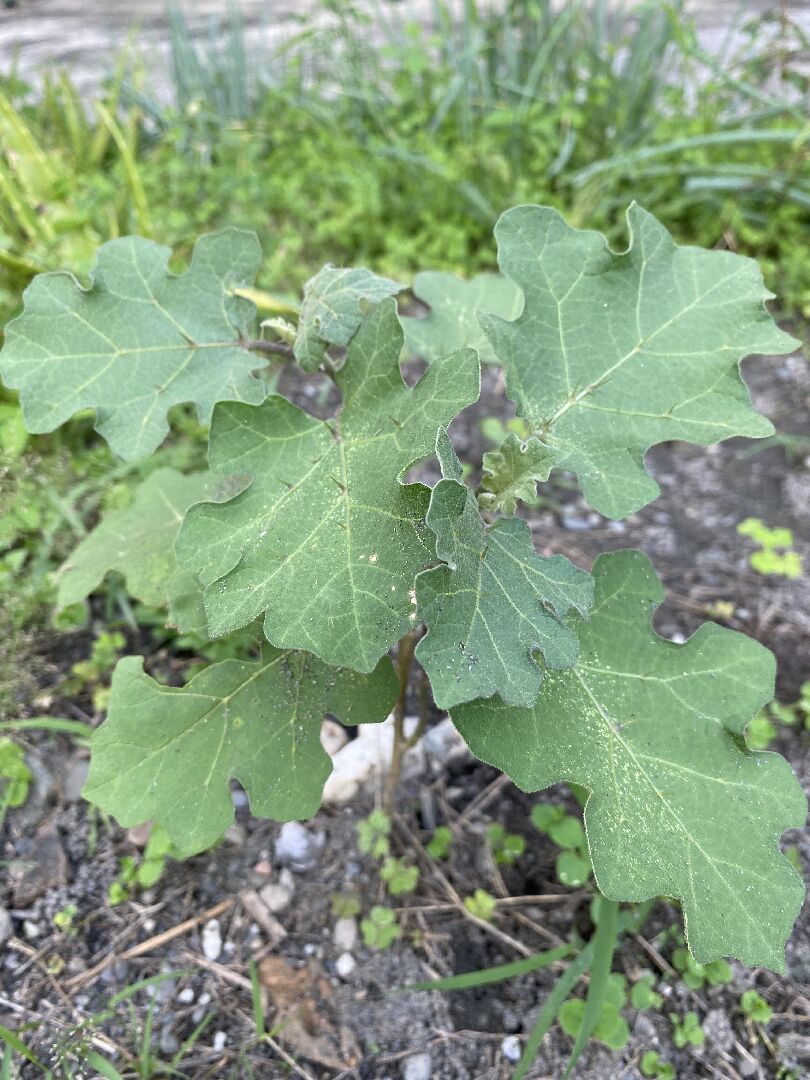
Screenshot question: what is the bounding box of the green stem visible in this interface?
[383,629,421,814]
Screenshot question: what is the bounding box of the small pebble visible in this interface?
[275,821,321,872]
[63,757,89,803]
[224,823,246,845]
[260,876,293,915]
[0,907,12,945]
[501,1036,521,1063]
[201,918,223,961]
[177,987,195,1005]
[403,1051,431,1080]
[213,1031,228,1053]
[159,1026,179,1055]
[333,917,358,952]
[191,990,212,1025]
[335,952,356,979]
[22,920,40,939]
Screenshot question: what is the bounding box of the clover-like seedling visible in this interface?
[0,739,31,816]
[425,825,453,860]
[671,1011,705,1048]
[487,822,526,865]
[380,857,419,896]
[2,203,804,985]
[559,974,630,1050]
[640,1050,676,1080]
[361,905,402,950]
[737,517,803,579]
[672,946,732,991]
[532,803,592,887]
[357,810,392,859]
[631,973,663,1011]
[464,888,497,922]
[740,989,774,1024]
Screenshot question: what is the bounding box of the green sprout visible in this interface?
[361,905,402,950]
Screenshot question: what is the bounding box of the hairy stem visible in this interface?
[240,338,294,358]
[383,628,422,814]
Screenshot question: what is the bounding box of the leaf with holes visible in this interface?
[404,271,523,364]
[83,647,399,855]
[452,550,806,970]
[415,476,592,709]
[57,468,240,612]
[0,230,263,460]
[177,300,480,671]
[481,205,798,518]
[478,433,556,515]
[294,266,402,373]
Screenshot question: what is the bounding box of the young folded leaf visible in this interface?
[479,433,556,515]
[57,468,239,612]
[0,230,264,460]
[177,300,480,672]
[481,204,798,519]
[416,473,592,709]
[84,647,399,856]
[452,550,806,970]
[294,266,402,372]
[404,271,522,364]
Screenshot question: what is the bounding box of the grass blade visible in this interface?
[512,944,594,1080]
[571,128,808,186]
[81,1051,126,1080]
[0,718,93,738]
[561,898,619,1079]
[95,102,153,236]
[404,944,574,993]
[0,1025,47,1070]
[249,957,266,1038]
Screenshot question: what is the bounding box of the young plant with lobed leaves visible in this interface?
[1,203,806,985]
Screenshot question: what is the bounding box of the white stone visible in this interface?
[403,1052,432,1080]
[201,918,222,961]
[212,1031,228,1053]
[333,916,358,952]
[259,881,293,914]
[421,717,469,765]
[320,718,349,756]
[322,714,422,804]
[177,987,195,1004]
[501,1036,521,1063]
[335,951,356,979]
[274,821,322,871]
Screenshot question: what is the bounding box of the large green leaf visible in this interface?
[294,266,402,373]
[452,550,806,970]
[57,468,233,610]
[177,300,480,672]
[481,205,798,518]
[404,271,522,364]
[416,478,592,708]
[84,647,398,855]
[0,230,263,460]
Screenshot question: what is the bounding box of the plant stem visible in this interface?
[383,628,422,814]
[240,338,294,358]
